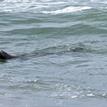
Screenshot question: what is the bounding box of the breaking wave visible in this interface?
[42,6,92,14]
[0,0,106,13]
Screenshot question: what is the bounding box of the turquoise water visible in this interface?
[0,0,107,107]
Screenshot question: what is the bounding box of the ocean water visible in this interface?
[0,0,107,107]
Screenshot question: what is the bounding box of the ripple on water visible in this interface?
[0,73,106,100]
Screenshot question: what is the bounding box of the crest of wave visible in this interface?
[0,0,101,13]
[42,6,91,14]
[0,0,68,12]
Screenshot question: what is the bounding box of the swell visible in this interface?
[3,23,107,36]
[1,8,107,36]
[0,0,107,13]
[16,43,107,60]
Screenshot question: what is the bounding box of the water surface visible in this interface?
[0,0,107,107]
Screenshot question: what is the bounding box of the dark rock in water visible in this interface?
[0,50,16,60]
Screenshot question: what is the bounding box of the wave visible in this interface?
[14,43,107,60]
[0,0,106,13]
[42,6,92,14]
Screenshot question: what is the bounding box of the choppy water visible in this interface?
[0,0,107,107]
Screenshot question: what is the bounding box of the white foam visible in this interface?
[42,6,92,14]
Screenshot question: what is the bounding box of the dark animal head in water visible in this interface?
[0,50,16,60]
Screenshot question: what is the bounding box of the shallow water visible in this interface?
[0,0,107,107]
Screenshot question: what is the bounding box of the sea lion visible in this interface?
[0,50,16,60]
